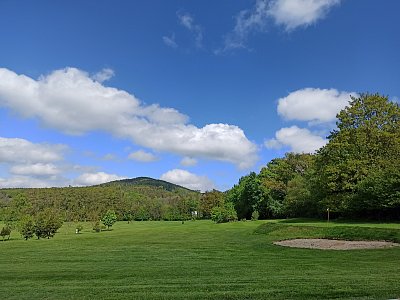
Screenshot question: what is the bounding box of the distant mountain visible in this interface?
[100,176,195,192]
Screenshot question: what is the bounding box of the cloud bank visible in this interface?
[0,67,258,169]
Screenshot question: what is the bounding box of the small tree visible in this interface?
[251,210,259,221]
[19,216,35,240]
[34,210,63,239]
[101,210,117,229]
[0,226,11,241]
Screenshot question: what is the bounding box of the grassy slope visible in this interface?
[0,220,399,300]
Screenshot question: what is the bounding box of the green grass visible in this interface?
[0,220,399,299]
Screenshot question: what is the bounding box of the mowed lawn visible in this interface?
[0,220,399,299]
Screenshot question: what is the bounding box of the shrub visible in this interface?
[19,216,35,240]
[0,226,11,241]
[211,202,237,223]
[251,210,259,221]
[92,220,101,232]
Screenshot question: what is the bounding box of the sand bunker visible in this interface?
[274,239,400,250]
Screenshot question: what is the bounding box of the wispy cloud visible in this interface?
[177,11,203,48]
[219,0,341,53]
[162,34,178,48]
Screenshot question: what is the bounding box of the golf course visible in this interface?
[1,219,399,299]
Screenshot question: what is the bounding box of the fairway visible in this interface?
[1,220,399,299]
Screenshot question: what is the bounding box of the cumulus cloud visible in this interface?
[0,137,65,164]
[219,0,340,51]
[73,172,125,186]
[128,150,158,162]
[0,67,258,169]
[268,0,341,31]
[277,88,355,124]
[162,34,178,48]
[177,12,203,48]
[160,169,215,192]
[10,163,61,176]
[180,157,197,167]
[265,126,327,153]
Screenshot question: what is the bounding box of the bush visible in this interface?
[0,226,11,241]
[251,210,259,221]
[19,216,35,240]
[92,220,101,232]
[211,202,237,223]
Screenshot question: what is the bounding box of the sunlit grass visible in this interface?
[0,220,399,299]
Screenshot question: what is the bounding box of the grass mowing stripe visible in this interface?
[0,220,399,299]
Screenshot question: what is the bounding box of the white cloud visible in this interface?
[160,169,215,192]
[265,126,327,153]
[0,175,60,188]
[0,67,258,169]
[219,0,340,52]
[277,88,355,124]
[92,68,115,83]
[180,157,197,167]
[10,163,60,176]
[162,34,178,48]
[0,137,65,164]
[177,12,203,48]
[128,150,158,162]
[268,0,341,31]
[73,172,125,186]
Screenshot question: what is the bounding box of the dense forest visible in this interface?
[0,93,399,226]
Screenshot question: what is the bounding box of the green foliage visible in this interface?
[102,210,117,229]
[251,210,259,221]
[19,215,35,240]
[33,210,63,239]
[283,175,317,217]
[211,202,237,223]
[92,220,102,232]
[314,93,400,218]
[0,225,11,241]
[199,190,224,218]
[0,179,201,223]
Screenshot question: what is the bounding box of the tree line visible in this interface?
[227,93,400,220]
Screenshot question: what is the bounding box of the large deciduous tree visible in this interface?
[314,93,400,218]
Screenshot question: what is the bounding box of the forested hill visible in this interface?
[100,177,194,192]
[0,177,201,222]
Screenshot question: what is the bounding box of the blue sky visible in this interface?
[0,0,399,191]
